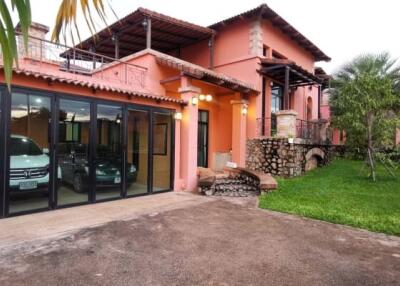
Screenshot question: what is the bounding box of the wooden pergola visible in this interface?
[259,58,323,110]
[66,8,216,66]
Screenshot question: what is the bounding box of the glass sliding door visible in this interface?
[152,112,172,192]
[57,99,91,206]
[127,109,149,196]
[8,92,52,214]
[95,104,123,200]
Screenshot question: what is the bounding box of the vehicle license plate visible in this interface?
[19,181,38,190]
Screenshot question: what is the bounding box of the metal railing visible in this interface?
[296,119,332,144]
[256,116,277,137]
[256,116,333,144]
[1,33,147,89]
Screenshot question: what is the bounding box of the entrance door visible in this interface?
[126,108,150,196]
[197,110,209,168]
[152,112,173,192]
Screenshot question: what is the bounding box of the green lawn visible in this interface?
[259,159,400,236]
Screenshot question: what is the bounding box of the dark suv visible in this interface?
[58,143,137,193]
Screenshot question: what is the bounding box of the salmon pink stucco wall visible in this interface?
[291,86,319,121]
[181,19,252,70]
[261,21,315,72]
[96,51,181,97]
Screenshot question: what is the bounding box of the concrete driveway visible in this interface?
[0,193,399,286]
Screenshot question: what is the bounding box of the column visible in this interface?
[178,77,200,191]
[231,99,248,167]
[276,110,297,138]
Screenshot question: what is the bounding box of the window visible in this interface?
[271,84,283,113]
[272,51,287,60]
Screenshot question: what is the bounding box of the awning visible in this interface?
[259,58,322,87]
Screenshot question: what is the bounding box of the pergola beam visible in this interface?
[284,66,290,109]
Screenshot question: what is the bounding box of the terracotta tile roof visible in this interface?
[7,68,186,104]
[209,4,330,62]
[152,51,259,94]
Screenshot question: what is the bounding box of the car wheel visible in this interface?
[73,173,84,193]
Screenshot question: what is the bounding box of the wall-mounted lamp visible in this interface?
[142,18,148,31]
[241,105,248,115]
[197,94,213,103]
[191,96,199,106]
[174,112,183,120]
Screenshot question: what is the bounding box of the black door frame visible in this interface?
[94,101,124,202]
[197,109,209,168]
[4,88,55,216]
[0,84,176,218]
[151,110,175,193]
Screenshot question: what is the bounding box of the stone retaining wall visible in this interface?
[246,138,342,177]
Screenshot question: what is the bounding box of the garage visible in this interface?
[0,87,174,217]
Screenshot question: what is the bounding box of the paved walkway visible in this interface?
[0,192,208,248]
[0,193,399,286]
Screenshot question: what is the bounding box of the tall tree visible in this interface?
[0,0,108,88]
[330,53,400,180]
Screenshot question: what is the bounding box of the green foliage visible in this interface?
[330,53,400,151]
[259,159,400,236]
[0,0,31,89]
[51,0,109,44]
[0,0,110,87]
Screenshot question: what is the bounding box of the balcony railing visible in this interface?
[256,117,277,137]
[256,115,333,144]
[296,119,332,144]
[0,33,147,90]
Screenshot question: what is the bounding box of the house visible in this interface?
[0,4,330,217]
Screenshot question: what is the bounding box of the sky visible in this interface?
[22,0,400,74]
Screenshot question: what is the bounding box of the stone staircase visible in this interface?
[213,175,259,197]
[198,167,278,197]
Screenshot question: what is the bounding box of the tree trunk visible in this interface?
[366,112,376,181]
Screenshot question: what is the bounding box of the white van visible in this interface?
[9,135,61,192]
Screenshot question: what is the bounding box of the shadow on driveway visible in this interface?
[0,195,399,286]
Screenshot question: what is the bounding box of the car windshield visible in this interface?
[10,137,43,156]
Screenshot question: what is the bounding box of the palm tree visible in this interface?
[0,0,108,88]
[330,53,400,180]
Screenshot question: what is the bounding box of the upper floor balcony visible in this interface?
[1,31,149,92]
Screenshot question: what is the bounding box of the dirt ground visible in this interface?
[0,196,399,286]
